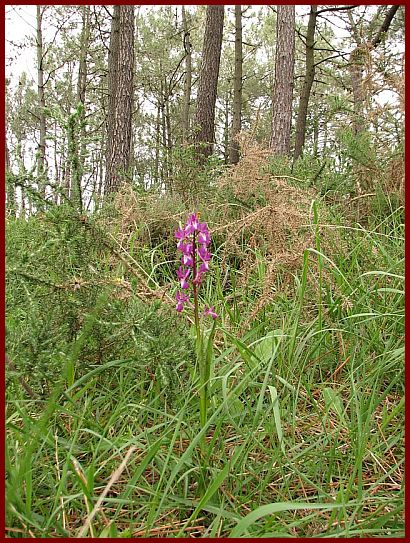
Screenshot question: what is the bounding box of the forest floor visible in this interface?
[5,163,404,537]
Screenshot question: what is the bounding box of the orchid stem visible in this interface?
[193,232,207,435]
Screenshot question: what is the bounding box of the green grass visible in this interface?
[5,196,404,537]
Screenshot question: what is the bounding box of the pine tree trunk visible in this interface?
[36,5,47,199]
[165,96,172,180]
[160,79,167,186]
[349,44,367,135]
[193,5,224,161]
[54,120,59,204]
[229,4,242,165]
[97,131,105,202]
[154,102,161,186]
[105,6,135,196]
[76,4,90,198]
[6,140,16,217]
[313,113,319,159]
[223,91,230,164]
[270,5,295,156]
[67,111,83,213]
[293,5,317,161]
[181,6,192,141]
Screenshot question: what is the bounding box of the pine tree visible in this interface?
[270,5,295,156]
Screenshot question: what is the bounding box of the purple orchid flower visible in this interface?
[184,213,200,235]
[181,242,193,255]
[177,266,190,289]
[204,306,218,319]
[176,290,190,312]
[199,261,210,274]
[175,226,187,240]
[198,245,211,262]
[174,212,217,319]
[182,253,194,267]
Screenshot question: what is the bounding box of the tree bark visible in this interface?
[67,110,83,213]
[313,113,319,159]
[36,5,47,199]
[193,5,224,161]
[53,120,59,204]
[293,5,317,161]
[229,4,243,165]
[76,4,91,197]
[105,5,135,196]
[154,101,161,185]
[349,44,367,135]
[181,6,192,141]
[5,139,16,217]
[159,79,167,185]
[165,94,172,181]
[223,91,230,164]
[270,5,295,156]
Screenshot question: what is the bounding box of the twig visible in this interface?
[134,523,206,537]
[7,269,66,290]
[331,356,351,380]
[211,205,272,234]
[6,354,39,399]
[348,192,376,201]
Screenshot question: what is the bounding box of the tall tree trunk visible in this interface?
[293,5,317,161]
[61,136,70,199]
[67,110,83,213]
[223,91,230,164]
[229,4,242,165]
[349,44,366,135]
[36,5,47,199]
[5,139,16,217]
[193,5,224,161]
[181,6,192,141]
[76,4,91,199]
[53,120,59,204]
[159,78,167,186]
[154,101,161,185]
[105,5,135,196]
[97,131,105,202]
[16,141,29,215]
[313,113,319,159]
[165,96,172,180]
[270,5,295,156]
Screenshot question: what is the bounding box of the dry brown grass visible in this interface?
[215,133,339,329]
[97,134,341,325]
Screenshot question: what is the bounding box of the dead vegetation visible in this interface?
[101,134,342,325]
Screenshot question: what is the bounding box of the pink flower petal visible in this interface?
[199,261,209,274]
[182,254,193,267]
[180,278,189,289]
[204,306,218,319]
[175,227,186,240]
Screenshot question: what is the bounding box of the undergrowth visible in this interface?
[5,148,404,537]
